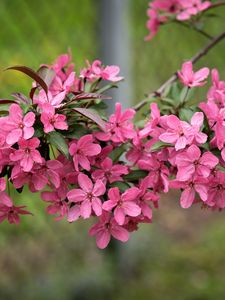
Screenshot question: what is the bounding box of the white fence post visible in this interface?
[99,0,132,113]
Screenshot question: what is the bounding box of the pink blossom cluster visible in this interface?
[1,53,225,250]
[145,0,211,40]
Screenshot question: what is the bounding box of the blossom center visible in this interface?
[25,148,31,154]
[87,192,93,200]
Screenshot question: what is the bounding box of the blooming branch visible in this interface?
[134,30,225,111]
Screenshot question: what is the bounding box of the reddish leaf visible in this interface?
[73,107,106,131]
[30,87,38,100]
[11,93,30,104]
[0,99,16,104]
[5,65,48,95]
[72,93,111,100]
[37,66,55,87]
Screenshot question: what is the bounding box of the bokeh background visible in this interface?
[0,1,225,299]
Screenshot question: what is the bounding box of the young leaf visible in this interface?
[72,92,111,101]
[179,108,194,122]
[5,65,48,95]
[110,181,130,192]
[11,93,31,104]
[73,107,106,131]
[66,124,90,139]
[47,131,69,158]
[124,170,148,182]
[109,144,127,162]
[151,141,171,151]
[37,66,55,87]
[0,99,16,105]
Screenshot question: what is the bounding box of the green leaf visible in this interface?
[162,84,171,98]
[180,86,189,103]
[47,131,69,158]
[151,141,171,151]
[33,127,44,138]
[110,181,130,192]
[96,83,117,94]
[109,144,127,162]
[124,170,148,182]
[73,107,106,131]
[66,124,90,139]
[171,82,180,101]
[162,97,175,105]
[5,65,48,95]
[179,108,194,122]
[201,143,210,151]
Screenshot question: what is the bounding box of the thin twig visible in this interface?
[134,30,225,111]
[175,21,213,40]
[205,1,225,11]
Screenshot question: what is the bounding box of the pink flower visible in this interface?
[199,102,225,150]
[10,138,42,172]
[170,177,208,208]
[50,72,75,97]
[41,189,68,220]
[67,204,81,223]
[182,112,207,145]
[175,145,219,181]
[139,103,161,138]
[150,0,180,13]
[0,178,32,224]
[34,90,65,108]
[137,178,159,220]
[159,115,189,150]
[178,61,209,87]
[50,52,75,81]
[206,171,225,208]
[177,0,211,20]
[67,173,106,219]
[0,178,12,207]
[145,9,167,41]
[81,60,123,82]
[102,187,141,225]
[92,157,128,184]
[138,154,169,193]
[40,104,68,133]
[0,204,32,224]
[91,145,113,168]
[69,135,101,171]
[95,103,136,143]
[207,69,225,107]
[0,104,35,145]
[91,60,123,82]
[89,211,129,249]
[31,159,63,191]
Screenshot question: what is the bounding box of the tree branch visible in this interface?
[134,30,225,111]
[205,1,225,11]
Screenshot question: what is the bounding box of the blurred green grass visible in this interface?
[0,1,225,300]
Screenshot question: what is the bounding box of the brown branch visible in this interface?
[205,1,225,11]
[134,30,225,111]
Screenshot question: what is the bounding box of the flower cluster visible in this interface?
[1,52,225,249]
[145,0,211,40]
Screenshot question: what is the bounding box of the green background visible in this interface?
[0,1,225,299]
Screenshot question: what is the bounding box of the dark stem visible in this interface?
[175,21,213,40]
[134,30,225,111]
[205,1,225,11]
